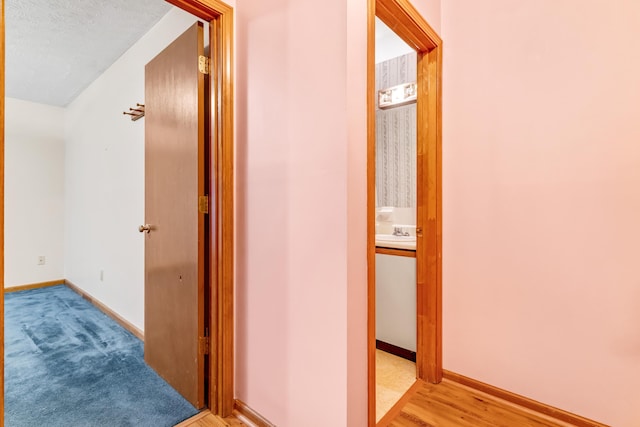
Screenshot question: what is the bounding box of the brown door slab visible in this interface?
[144,21,206,409]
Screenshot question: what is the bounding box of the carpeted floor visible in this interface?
[4,285,199,427]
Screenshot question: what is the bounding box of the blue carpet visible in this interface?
[5,285,199,427]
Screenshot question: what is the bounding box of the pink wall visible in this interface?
[235,1,350,425]
[235,0,640,424]
[234,0,440,425]
[413,0,440,34]
[441,1,640,426]
[345,0,368,425]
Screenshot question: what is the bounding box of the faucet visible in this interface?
[392,227,410,237]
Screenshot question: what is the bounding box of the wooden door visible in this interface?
[143,22,207,409]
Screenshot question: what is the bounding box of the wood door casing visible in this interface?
[0,1,5,424]
[144,22,207,409]
[368,0,443,425]
[161,0,236,416]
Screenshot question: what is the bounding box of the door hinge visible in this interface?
[198,55,210,74]
[199,195,209,214]
[199,336,210,355]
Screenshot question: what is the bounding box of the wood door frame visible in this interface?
[165,0,235,416]
[367,0,442,424]
[0,0,235,421]
[0,1,5,424]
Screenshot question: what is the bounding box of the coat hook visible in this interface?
[123,103,145,121]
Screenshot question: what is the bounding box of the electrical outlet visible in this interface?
[37,256,46,265]
[100,270,104,282]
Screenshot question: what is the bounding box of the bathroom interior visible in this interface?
[374,17,419,421]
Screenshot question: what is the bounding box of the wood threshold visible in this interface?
[375,247,416,258]
[376,379,421,427]
[175,410,247,427]
[443,370,609,427]
[233,400,275,427]
[4,279,65,293]
[64,279,144,341]
[174,410,211,427]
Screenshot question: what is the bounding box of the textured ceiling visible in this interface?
[6,0,172,106]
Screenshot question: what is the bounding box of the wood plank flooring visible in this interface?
[179,379,579,427]
[175,411,247,427]
[378,379,575,427]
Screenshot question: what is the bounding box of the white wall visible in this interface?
[375,18,415,64]
[4,97,65,287]
[64,7,202,331]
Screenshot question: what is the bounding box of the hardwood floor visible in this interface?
[175,411,247,427]
[179,379,584,427]
[378,379,575,427]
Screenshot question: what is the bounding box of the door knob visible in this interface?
[139,224,152,233]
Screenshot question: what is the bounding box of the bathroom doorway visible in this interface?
[373,17,418,421]
[367,0,442,424]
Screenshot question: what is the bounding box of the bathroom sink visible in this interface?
[375,234,416,250]
[375,234,416,242]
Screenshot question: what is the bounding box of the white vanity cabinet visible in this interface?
[375,253,416,352]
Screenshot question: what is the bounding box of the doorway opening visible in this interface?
[367,0,442,424]
[0,0,235,420]
[373,16,418,421]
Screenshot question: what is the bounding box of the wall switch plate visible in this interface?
[100,270,104,281]
[37,256,46,265]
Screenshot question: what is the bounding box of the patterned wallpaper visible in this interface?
[375,52,417,208]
